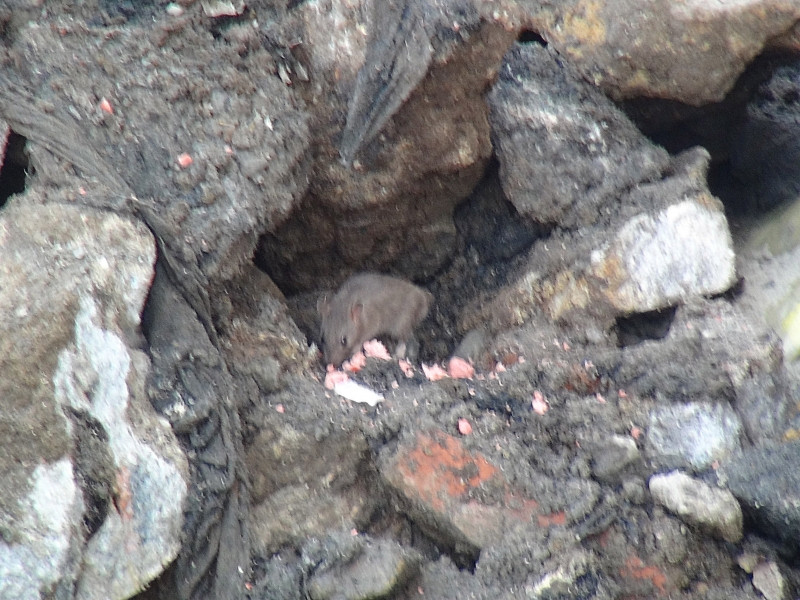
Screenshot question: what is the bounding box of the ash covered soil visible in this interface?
[2,1,800,600]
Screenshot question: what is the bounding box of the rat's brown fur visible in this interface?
[317,272,433,366]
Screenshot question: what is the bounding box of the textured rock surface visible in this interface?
[526,0,800,105]
[649,471,743,543]
[0,460,83,600]
[460,148,736,334]
[307,537,423,600]
[244,377,377,556]
[257,0,517,292]
[379,428,598,553]
[590,434,643,484]
[0,203,187,600]
[721,442,800,551]
[588,196,735,314]
[10,2,310,285]
[731,63,800,212]
[752,561,791,600]
[646,402,743,472]
[489,43,669,229]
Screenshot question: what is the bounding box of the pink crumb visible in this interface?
[494,362,507,373]
[363,339,391,360]
[177,152,193,168]
[630,426,643,440]
[324,369,349,390]
[457,418,472,435]
[448,356,474,379]
[422,363,449,381]
[99,97,113,114]
[398,359,415,378]
[532,390,549,415]
[275,404,285,413]
[343,351,366,372]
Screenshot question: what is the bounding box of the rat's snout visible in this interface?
[321,333,350,367]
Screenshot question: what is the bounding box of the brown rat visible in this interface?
[317,272,433,367]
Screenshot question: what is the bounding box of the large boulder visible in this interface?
[0,202,187,600]
[521,0,800,104]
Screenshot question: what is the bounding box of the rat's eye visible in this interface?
[340,335,347,347]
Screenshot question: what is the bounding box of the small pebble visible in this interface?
[165,2,184,16]
[532,390,548,415]
[448,356,474,379]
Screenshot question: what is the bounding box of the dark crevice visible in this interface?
[454,158,549,267]
[365,501,480,572]
[65,407,114,540]
[0,131,31,206]
[517,29,547,46]
[620,51,800,218]
[614,306,677,347]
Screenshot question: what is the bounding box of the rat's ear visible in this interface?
[317,293,331,318]
[350,302,363,323]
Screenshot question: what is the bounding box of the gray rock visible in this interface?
[646,402,742,472]
[734,374,792,444]
[620,479,648,505]
[591,435,644,484]
[416,557,492,600]
[245,376,377,556]
[720,442,800,550]
[459,149,737,334]
[0,203,187,600]
[586,195,736,315]
[307,537,423,600]
[613,299,783,406]
[249,485,375,557]
[488,43,669,230]
[649,471,743,543]
[752,561,790,600]
[0,460,84,600]
[532,0,800,104]
[63,299,189,600]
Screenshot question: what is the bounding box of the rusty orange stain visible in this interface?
[395,431,498,511]
[503,491,540,522]
[620,555,668,594]
[114,466,134,521]
[537,511,567,527]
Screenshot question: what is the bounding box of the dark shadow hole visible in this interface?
[0,131,30,206]
[614,306,678,347]
[517,29,547,46]
[65,407,113,540]
[619,51,800,218]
